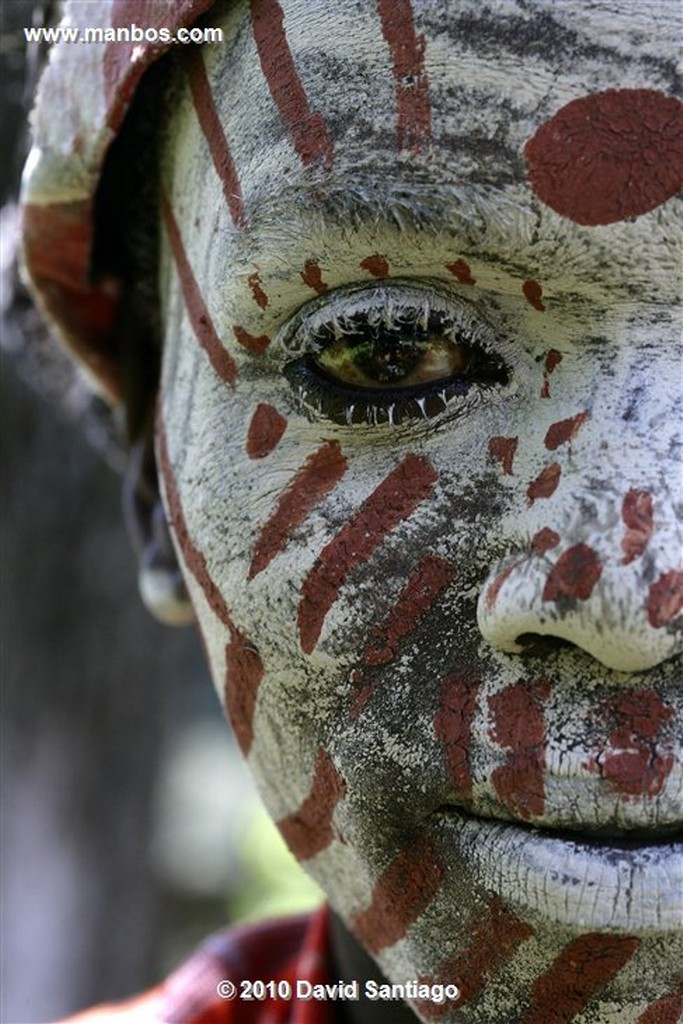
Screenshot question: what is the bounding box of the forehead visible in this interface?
[162,0,681,306]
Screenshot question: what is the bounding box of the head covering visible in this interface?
[21,0,215,402]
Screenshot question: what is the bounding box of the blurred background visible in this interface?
[0,5,321,1021]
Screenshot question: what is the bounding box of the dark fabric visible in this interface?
[65,907,334,1024]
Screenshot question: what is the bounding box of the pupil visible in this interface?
[350,325,426,383]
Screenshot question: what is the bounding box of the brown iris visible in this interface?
[314,328,470,390]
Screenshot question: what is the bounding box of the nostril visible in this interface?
[515,633,576,658]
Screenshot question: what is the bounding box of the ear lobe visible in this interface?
[123,433,194,626]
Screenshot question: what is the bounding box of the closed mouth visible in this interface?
[431,806,683,931]
[436,804,683,845]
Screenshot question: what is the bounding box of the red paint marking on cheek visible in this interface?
[276,747,346,860]
[434,669,481,801]
[156,419,263,755]
[526,462,561,503]
[300,259,328,294]
[360,254,390,278]
[246,403,287,459]
[488,679,550,819]
[250,0,334,168]
[647,568,683,628]
[376,0,431,156]
[161,192,237,386]
[524,89,683,226]
[353,554,456,715]
[249,441,348,579]
[523,279,545,311]
[233,324,270,355]
[545,350,563,375]
[636,984,683,1024]
[298,455,439,653]
[350,835,445,955]
[363,555,457,667]
[621,488,654,564]
[415,896,533,1019]
[247,272,268,309]
[488,436,518,476]
[157,420,230,626]
[518,933,640,1024]
[586,690,676,800]
[224,632,264,756]
[540,349,562,398]
[531,527,561,555]
[544,411,588,450]
[186,49,246,228]
[445,259,476,285]
[543,543,602,602]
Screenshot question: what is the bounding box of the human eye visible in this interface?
[280,282,510,426]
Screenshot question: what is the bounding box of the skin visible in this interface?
[155,1,682,1020]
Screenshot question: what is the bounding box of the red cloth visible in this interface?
[65,907,334,1024]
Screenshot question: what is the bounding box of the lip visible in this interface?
[432,807,683,932]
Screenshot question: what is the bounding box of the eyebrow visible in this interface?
[240,181,538,254]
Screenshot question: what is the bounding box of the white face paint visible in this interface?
[157,1,682,1020]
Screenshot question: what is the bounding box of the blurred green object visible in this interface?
[231,803,324,923]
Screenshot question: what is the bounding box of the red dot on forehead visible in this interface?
[525,89,683,225]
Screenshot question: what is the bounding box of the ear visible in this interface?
[122,426,194,626]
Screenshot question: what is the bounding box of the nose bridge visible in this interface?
[478,443,683,675]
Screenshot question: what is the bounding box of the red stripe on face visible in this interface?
[636,984,683,1024]
[250,0,334,168]
[415,896,533,1020]
[376,0,431,156]
[233,324,270,354]
[224,631,265,756]
[157,419,232,628]
[527,462,561,503]
[352,554,456,716]
[540,349,562,398]
[362,555,456,666]
[276,748,346,861]
[298,455,439,653]
[488,679,551,819]
[301,259,329,294]
[350,835,445,955]
[621,488,654,564]
[246,403,287,459]
[361,253,390,278]
[248,272,269,309]
[445,260,475,285]
[545,350,563,375]
[186,49,246,228]
[161,191,237,386]
[523,279,545,311]
[585,690,675,799]
[544,412,588,450]
[543,543,602,602]
[647,569,683,628]
[249,441,348,579]
[156,419,263,755]
[518,933,640,1024]
[488,436,518,475]
[434,669,481,801]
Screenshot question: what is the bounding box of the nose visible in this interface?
[477,488,683,674]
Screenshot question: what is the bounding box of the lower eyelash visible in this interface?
[283,357,503,427]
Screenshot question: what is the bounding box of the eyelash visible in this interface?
[279,282,510,427]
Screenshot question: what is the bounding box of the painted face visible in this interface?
[157,1,683,1020]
